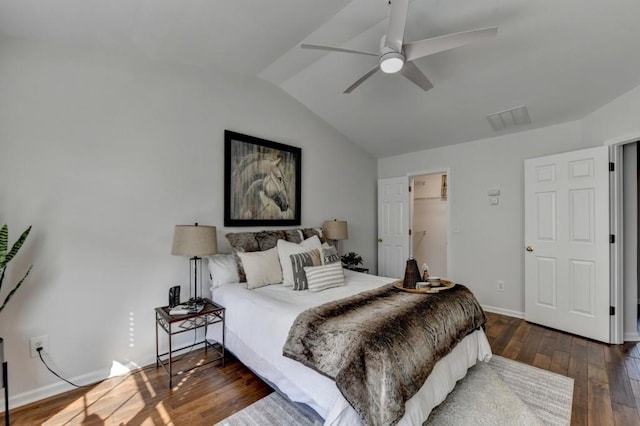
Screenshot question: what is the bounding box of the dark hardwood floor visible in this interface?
[3,311,640,425]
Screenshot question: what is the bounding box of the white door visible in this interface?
[378,177,409,278]
[524,146,611,343]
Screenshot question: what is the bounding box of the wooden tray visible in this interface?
[393,279,456,294]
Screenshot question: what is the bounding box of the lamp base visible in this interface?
[188,297,205,306]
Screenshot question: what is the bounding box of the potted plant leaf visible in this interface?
[0,224,33,404]
[341,251,363,270]
[0,225,33,314]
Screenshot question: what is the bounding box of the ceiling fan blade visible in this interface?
[301,43,378,57]
[404,27,498,62]
[385,0,409,51]
[399,61,433,91]
[343,65,380,94]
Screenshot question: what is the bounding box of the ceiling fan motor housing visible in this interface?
[379,51,405,73]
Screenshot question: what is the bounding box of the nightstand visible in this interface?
[155,298,225,387]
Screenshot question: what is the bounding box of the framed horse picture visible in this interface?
[224,130,301,226]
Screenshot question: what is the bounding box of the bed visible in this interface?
[205,229,492,425]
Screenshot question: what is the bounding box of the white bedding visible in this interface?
[206,269,492,425]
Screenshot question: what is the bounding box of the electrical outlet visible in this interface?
[497,280,505,292]
[30,335,49,358]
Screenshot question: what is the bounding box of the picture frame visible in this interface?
[224,130,301,227]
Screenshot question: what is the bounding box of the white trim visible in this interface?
[610,144,624,344]
[624,332,640,342]
[604,131,640,147]
[482,305,525,319]
[0,353,157,412]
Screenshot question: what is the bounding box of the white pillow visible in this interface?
[208,254,240,288]
[304,262,346,292]
[277,235,322,287]
[238,247,283,290]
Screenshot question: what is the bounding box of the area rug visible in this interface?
[215,355,573,426]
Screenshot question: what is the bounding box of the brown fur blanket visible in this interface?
[282,283,486,426]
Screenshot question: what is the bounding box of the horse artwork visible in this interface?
[224,131,301,226]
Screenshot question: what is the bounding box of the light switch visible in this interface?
[488,189,501,196]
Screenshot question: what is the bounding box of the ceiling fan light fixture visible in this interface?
[379,52,405,74]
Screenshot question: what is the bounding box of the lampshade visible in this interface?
[323,220,348,240]
[171,224,218,257]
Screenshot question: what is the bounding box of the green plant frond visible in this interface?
[5,225,31,266]
[0,264,32,314]
[0,225,7,267]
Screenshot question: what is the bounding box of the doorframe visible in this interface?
[610,144,624,344]
[606,132,640,344]
[407,167,452,278]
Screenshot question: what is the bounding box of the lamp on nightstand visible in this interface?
[171,223,218,305]
[323,219,348,254]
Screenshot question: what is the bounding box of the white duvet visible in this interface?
[206,270,492,425]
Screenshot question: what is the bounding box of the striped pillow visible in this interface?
[290,249,322,291]
[304,262,346,292]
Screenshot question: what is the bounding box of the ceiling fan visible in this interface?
[301,0,497,94]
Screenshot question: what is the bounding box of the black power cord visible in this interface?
[36,330,203,388]
[37,348,97,388]
[37,347,156,389]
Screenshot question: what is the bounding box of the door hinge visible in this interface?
[610,162,615,172]
[408,185,412,192]
[409,229,412,236]
[610,306,615,316]
[610,234,615,244]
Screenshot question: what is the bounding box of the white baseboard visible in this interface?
[481,305,525,319]
[624,331,640,342]
[0,353,158,412]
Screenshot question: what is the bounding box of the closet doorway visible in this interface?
[410,172,448,278]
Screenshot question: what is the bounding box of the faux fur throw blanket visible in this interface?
[282,283,486,426]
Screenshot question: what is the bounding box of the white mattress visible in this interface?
[206,270,492,425]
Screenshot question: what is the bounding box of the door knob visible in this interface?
[526,246,534,252]
[378,238,383,243]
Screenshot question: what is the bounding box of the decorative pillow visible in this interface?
[238,247,283,290]
[321,245,340,265]
[304,262,346,292]
[277,235,322,287]
[226,232,260,282]
[207,254,240,288]
[302,227,326,243]
[226,229,324,283]
[283,229,304,244]
[256,230,287,251]
[226,232,260,252]
[290,249,322,291]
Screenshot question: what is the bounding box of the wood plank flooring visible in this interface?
[4,311,640,425]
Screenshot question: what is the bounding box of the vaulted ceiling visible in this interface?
[2,0,639,157]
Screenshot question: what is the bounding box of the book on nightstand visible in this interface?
[169,304,204,315]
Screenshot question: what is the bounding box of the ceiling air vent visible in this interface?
[486,106,531,132]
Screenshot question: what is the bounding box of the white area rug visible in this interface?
[215,355,573,426]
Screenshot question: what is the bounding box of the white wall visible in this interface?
[582,84,640,147]
[0,36,377,407]
[379,121,593,316]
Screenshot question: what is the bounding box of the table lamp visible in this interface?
[323,220,348,253]
[171,223,217,305]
